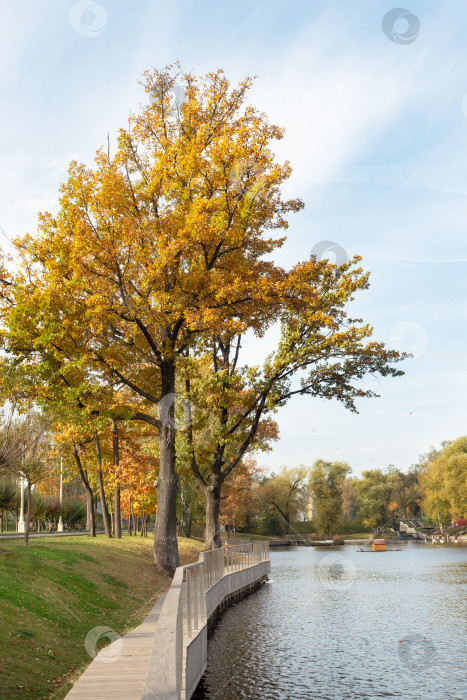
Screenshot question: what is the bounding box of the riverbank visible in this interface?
[0,534,204,700]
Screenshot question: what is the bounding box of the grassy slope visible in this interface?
[0,534,204,700]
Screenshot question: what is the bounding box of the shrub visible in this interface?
[332,536,345,545]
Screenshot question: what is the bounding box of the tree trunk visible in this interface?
[179,484,192,538]
[154,361,179,576]
[128,494,133,536]
[94,432,112,538]
[205,486,222,549]
[109,498,114,535]
[86,491,95,536]
[112,419,122,539]
[114,488,121,538]
[270,502,291,538]
[74,449,95,537]
[97,470,111,538]
[185,507,192,538]
[141,512,147,537]
[24,481,32,547]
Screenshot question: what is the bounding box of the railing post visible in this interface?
[202,557,208,622]
[198,564,204,620]
[176,593,183,697]
[193,566,199,631]
[186,568,192,639]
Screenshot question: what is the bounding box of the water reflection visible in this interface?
[193,543,467,700]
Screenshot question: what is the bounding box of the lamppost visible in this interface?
[57,457,64,532]
[18,474,25,533]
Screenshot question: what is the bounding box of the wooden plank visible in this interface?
[65,594,166,699]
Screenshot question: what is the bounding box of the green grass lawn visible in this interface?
[0,534,204,700]
[227,532,277,541]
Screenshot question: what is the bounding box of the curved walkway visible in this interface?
[66,594,166,699]
[65,541,270,700]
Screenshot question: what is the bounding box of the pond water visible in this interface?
[193,543,467,699]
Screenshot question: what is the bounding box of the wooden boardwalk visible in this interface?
[65,593,166,699]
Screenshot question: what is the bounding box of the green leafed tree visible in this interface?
[260,465,309,536]
[419,438,467,526]
[309,460,350,538]
[355,468,404,534]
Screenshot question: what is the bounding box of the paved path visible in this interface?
[0,530,105,540]
[65,593,166,699]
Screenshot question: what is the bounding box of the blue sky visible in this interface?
[1,1,466,475]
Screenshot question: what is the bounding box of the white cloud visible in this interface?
[249,23,428,189]
[14,194,58,212]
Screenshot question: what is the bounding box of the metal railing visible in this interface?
[183,541,269,641]
[145,541,269,699]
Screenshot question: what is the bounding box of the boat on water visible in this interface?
[358,538,402,552]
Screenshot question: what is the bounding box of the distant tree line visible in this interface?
[214,436,467,538]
